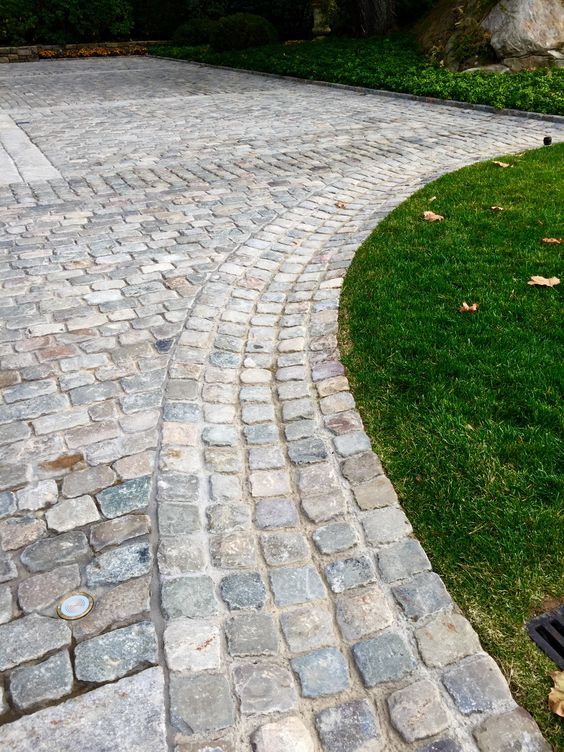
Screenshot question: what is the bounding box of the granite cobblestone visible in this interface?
[0,55,558,751]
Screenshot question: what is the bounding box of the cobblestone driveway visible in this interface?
[0,57,561,751]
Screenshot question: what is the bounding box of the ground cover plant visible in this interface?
[339,144,564,747]
[150,35,564,116]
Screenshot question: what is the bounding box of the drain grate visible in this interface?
[526,606,564,669]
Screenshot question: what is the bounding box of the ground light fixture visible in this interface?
[56,592,95,620]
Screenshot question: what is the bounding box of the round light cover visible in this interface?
[57,592,94,620]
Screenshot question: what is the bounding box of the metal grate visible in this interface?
[526,606,564,669]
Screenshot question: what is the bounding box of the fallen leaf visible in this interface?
[491,206,504,212]
[335,201,347,209]
[549,671,564,718]
[459,302,479,313]
[528,276,560,287]
[423,211,444,222]
[492,160,511,168]
[429,196,437,202]
[542,237,562,244]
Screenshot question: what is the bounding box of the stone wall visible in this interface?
[0,41,164,64]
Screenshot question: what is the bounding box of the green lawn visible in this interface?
[340,144,563,747]
[150,35,564,116]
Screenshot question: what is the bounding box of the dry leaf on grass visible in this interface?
[491,206,504,212]
[335,201,347,209]
[528,276,560,287]
[423,211,444,222]
[492,160,512,168]
[549,671,564,718]
[542,237,562,244]
[459,302,479,313]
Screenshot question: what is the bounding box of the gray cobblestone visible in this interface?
[244,423,278,445]
[288,437,328,465]
[442,655,514,715]
[377,538,431,582]
[315,699,381,752]
[17,564,80,613]
[225,613,278,656]
[45,495,100,532]
[248,445,285,470]
[75,621,157,683]
[0,613,71,671]
[170,673,235,734]
[416,741,463,752]
[341,453,383,485]
[162,575,218,619]
[261,531,309,565]
[234,661,298,715]
[96,475,151,517]
[164,619,220,672]
[352,631,416,686]
[21,531,90,572]
[336,584,394,640]
[291,648,350,697]
[16,480,57,512]
[362,506,413,545]
[255,497,298,529]
[62,465,116,498]
[0,516,46,551]
[252,717,315,752]
[313,522,357,554]
[0,553,17,583]
[0,585,12,624]
[210,531,257,569]
[473,708,551,752]
[0,493,16,519]
[325,554,375,593]
[85,539,150,585]
[302,492,346,522]
[393,572,452,620]
[415,612,481,667]
[281,603,337,652]
[0,57,552,747]
[90,514,150,551]
[220,572,266,610]
[9,651,73,710]
[387,679,450,743]
[270,565,325,606]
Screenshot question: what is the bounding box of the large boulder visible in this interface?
[482,0,564,59]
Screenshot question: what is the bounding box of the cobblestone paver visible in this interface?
[0,57,561,751]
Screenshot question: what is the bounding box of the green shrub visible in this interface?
[210,12,277,52]
[0,0,133,44]
[173,18,217,46]
[0,0,37,45]
[224,0,311,40]
[150,34,564,116]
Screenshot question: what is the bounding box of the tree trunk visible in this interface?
[356,0,395,36]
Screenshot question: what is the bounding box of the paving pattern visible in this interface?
[0,57,561,752]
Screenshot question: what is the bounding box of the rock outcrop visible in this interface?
[482,0,564,58]
[417,0,564,71]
